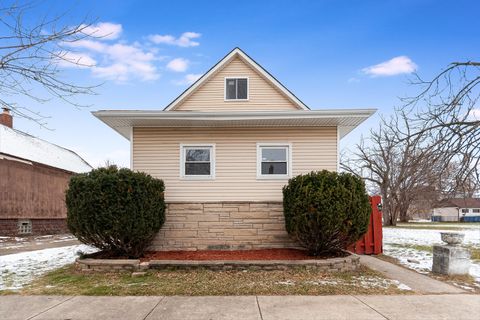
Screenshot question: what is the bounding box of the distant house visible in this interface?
[94,47,375,251]
[0,108,91,236]
[432,198,480,222]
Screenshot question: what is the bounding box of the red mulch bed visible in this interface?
[140,249,346,262]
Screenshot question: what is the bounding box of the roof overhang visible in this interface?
[93,109,376,140]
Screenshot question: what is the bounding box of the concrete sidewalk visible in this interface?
[359,255,465,294]
[1,295,479,320]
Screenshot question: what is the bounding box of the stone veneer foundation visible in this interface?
[150,202,298,251]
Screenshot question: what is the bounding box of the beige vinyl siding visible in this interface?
[173,57,301,111]
[133,126,337,202]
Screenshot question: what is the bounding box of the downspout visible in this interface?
[130,126,134,170]
[336,126,340,172]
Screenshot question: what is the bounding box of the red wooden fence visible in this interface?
[348,195,383,255]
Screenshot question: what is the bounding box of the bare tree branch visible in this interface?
[343,60,480,225]
[0,1,100,126]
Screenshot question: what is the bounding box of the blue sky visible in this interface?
[9,0,480,167]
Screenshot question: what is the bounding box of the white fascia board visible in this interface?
[93,109,376,119]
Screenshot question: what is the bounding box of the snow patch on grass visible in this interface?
[383,226,480,283]
[279,276,411,291]
[0,244,97,290]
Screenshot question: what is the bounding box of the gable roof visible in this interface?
[0,125,92,173]
[164,47,309,111]
[436,198,480,208]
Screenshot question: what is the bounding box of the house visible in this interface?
[432,198,480,222]
[94,47,375,250]
[0,108,92,236]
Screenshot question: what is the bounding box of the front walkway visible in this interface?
[1,294,479,320]
[360,255,465,294]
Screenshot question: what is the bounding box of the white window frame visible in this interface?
[180,144,215,180]
[224,77,249,101]
[256,143,292,180]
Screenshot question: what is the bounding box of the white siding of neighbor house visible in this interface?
[460,208,480,217]
[172,57,302,111]
[433,207,459,222]
[132,126,337,202]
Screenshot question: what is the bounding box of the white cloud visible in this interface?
[80,22,123,40]
[67,39,106,51]
[362,56,417,77]
[60,24,203,82]
[172,73,203,85]
[64,33,160,82]
[57,51,96,68]
[468,108,480,120]
[167,58,189,72]
[148,32,201,47]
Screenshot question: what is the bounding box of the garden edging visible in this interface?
[75,254,360,273]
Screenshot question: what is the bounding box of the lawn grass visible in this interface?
[470,247,480,261]
[2,265,411,296]
[388,243,433,252]
[388,243,480,261]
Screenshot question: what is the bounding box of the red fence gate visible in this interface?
[348,195,383,255]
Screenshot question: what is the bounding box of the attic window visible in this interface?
[225,78,248,100]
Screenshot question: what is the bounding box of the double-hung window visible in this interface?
[180,144,215,179]
[257,143,291,179]
[225,77,248,100]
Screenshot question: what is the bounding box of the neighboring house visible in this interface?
[94,47,375,250]
[432,198,480,222]
[0,108,92,236]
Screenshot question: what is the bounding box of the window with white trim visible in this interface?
[180,145,215,179]
[225,78,248,100]
[257,144,291,179]
[461,208,469,214]
[472,208,480,213]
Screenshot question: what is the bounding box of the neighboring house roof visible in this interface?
[436,198,480,208]
[92,109,376,140]
[164,47,309,111]
[0,125,92,173]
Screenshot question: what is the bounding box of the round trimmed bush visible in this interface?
[66,166,165,258]
[283,170,370,256]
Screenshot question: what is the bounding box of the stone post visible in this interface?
[432,232,470,275]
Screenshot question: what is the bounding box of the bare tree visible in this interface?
[402,62,480,188]
[343,62,480,225]
[342,111,443,225]
[0,1,97,125]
